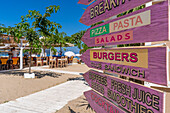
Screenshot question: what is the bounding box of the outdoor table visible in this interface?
[0,60,1,70]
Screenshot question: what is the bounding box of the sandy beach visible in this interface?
[0,64,93,113]
[0,69,82,104]
[42,64,90,73]
[57,95,96,113]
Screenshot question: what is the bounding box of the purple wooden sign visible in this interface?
[78,0,95,5]
[81,1,169,47]
[84,90,126,113]
[80,47,169,86]
[79,0,163,26]
[83,70,165,113]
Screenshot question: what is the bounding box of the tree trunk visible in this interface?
[60,44,62,55]
[43,48,46,57]
[29,45,33,74]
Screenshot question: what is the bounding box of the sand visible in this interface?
[0,69,82,104]
[57,95,96,113]
[0,64,93,113]
[44,64,90,73]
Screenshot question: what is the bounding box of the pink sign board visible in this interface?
[80,46,169,86]
[84,90,126,113]
[81,1,169,47]
[83,70,165,113]
[79,0,162,26]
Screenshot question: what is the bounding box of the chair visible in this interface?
[69,56,74,63]
[23,56,29,66]
[72,58,78,64]
[12,58,19,69]
[49,56,56,68]
[36,57,42,66]
[1,58,8,70]
[0,59,2,70]
[43,57,48,65]
[57,56,65,68]
[64,56,68,66]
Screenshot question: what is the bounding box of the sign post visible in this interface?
[81,46,169,86]
[78,0,170,112]
[79,0,168,26]
[84,90,127,113]
[81,3,169,47]
[84,70,170,113]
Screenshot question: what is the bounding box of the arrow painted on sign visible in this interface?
[81,2,169,47]
[80,46,169,86]
[79,0,166,26]
[83,70,164,113]
[84,90,126,113]
[78,0,95,5]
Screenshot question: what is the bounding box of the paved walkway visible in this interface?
[0,80,91,113]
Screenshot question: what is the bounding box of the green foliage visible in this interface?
[51,46,57,55]
[63,48,66,51]
[80,43,89,54]
[90,21,104,28]
[0,5,62,73]
[24,48,41,54]
[68,30,86,50]
[56,32,67,46]
[23,5,62,50]
[50,31,67,54]
[0,24,6,35]
[65,30,90,54]
[117,5,145,17]
[0,24,6,43]
[25,5,61,35]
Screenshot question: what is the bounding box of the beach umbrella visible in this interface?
[75,54,82,57]
[64,51,75,57]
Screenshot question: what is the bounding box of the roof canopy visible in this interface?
[0,35,74,49]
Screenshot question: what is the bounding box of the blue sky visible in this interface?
[0,0,89,36]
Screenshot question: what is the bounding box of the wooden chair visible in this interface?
[49,56,56,68]
[1,58,8,70]
[0,58,2,70]
[36,57,42,66]
[64,56,68,66]
[49,56,53,68]
[23,57,26,67]
[72,58,78,64]
[57,56,65,68]
[69,56,74,63]
[43,57,48,65]
[12,58,19,69]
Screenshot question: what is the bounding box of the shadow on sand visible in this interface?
[0,70,62,78]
